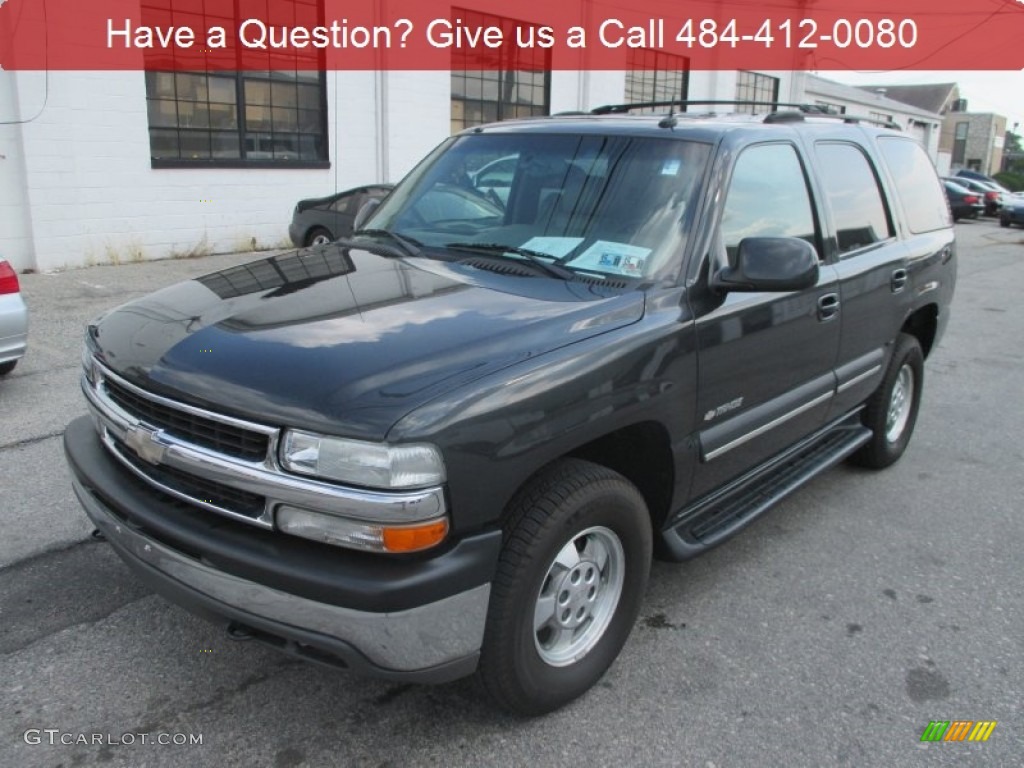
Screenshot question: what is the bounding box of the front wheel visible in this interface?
[850,333,924,469]
[478,459,652,715]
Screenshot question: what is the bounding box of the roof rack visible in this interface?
[588,100,902,130]
[591,99,809,115]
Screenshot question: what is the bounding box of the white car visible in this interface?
[0,259,28,375]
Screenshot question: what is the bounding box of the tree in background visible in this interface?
[996,130,1023,190]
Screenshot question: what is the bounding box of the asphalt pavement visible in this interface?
[1,220,1021,767]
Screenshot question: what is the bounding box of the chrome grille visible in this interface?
[103,377,269,462]
[111,439,266,519]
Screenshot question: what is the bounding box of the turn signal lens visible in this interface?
[277,504,449,553]
[382,519,450,553]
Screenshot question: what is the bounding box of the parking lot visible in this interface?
[1,217,1021,766]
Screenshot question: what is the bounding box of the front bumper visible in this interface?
[64,416,502,683]
[288,219,305,248]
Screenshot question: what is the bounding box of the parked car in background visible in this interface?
[943,180,984,221]
[468,154,518,206]
[0,259,28,376]
[954,169,1000,186]
[944,177,1004,216]
[289,184,394,247]
[999,197,1024,228]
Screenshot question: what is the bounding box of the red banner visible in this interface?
[1,0,1022,71]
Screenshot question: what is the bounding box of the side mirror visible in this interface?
[353,198,382,232]
[711,237,819,293]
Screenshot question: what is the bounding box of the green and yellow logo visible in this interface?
[920,720,997,742]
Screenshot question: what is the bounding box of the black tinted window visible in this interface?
[721,144,817,260]
[815,142,892,255]
[877,138,950,233]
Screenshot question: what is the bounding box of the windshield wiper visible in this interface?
[353,228,422,257]
[444,242,575,281]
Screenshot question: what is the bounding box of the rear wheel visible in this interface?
[0,360,16,376]
[305,227,333,247]
[1000,217,1010,228]
[479,459,652,715]
[851,333,924,469]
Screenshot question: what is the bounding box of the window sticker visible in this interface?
[567,241,652,276]
[520,236,585,259]
[660,159,682,176]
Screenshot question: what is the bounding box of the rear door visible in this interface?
[807,138,911,417]
[689,141,841,498]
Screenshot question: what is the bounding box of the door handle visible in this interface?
[891,268,908,293]
[817,293,839,321]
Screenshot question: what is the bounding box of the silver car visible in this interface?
[0,259,28,375]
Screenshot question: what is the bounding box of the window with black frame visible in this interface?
[142,0,328,168]
[734,71,780,113]
[450,8,551,133]
[625,49,689,111]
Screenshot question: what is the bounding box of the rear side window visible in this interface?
[814,142,893,255]
[877,138,950,233]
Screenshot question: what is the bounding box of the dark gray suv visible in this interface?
[66,102,955,715]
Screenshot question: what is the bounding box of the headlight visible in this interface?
[279,430,445,489]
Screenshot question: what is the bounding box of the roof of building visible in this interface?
[855,83,959,114]
[804,75,942,123]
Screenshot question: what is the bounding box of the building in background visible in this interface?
[0,2,802,273]
[853,82,1007,176]
[943,111,1007,177]
[1,62,802,273]
[804,75,942,161]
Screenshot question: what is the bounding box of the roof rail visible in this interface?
[589,100,903,131]
[591,100,810,115]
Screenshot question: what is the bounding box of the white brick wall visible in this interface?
[2,70,450,272]
[2,66,806,272]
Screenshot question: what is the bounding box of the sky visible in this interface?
[821,70,1024,137]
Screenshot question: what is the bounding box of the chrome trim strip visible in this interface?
[98,362,278,436]
[82,370,446,526]
[100,429,275,528]
[836,364,882,394]
[76,479,489,672]
[704,391,834,461]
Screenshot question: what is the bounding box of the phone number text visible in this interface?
[601,18,919,50]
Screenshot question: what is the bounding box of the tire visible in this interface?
[305,227,333,247]
[478,458,652,715]
[1000,217,1009,228]
[850,333,924,469]
[0,360,17,376]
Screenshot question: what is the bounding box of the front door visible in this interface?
[689,142,840,498]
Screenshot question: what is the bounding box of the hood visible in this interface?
[89,246,644,440]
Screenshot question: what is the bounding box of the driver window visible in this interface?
[719,144,819,264]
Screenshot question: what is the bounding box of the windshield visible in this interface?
[367,133,711,282]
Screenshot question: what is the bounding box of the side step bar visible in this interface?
[660,413,872,561]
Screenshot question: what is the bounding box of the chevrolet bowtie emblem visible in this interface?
[124,424,168,465]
